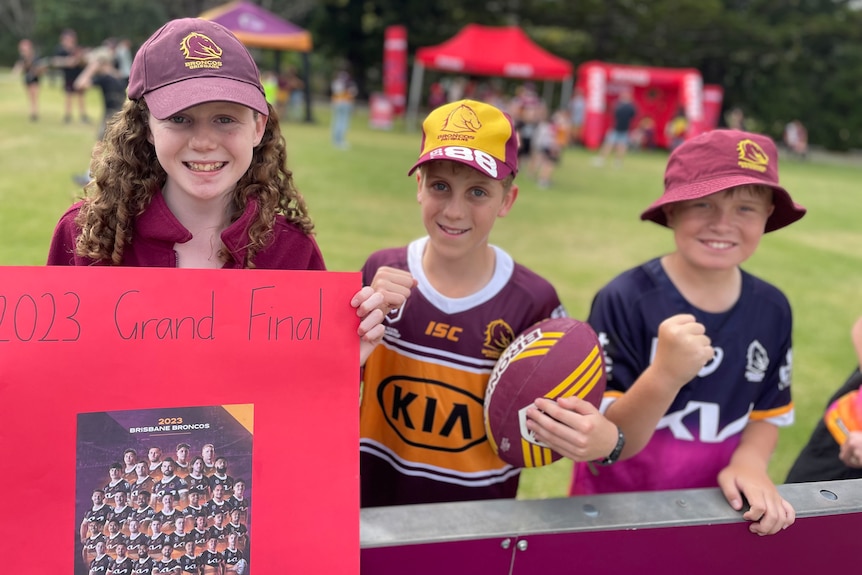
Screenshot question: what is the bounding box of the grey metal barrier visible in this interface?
[361,479,862,574]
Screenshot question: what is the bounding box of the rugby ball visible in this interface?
[484,317,607,468]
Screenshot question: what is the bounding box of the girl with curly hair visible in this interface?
[47,18,391,364]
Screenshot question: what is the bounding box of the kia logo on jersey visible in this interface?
[376,375,486,451]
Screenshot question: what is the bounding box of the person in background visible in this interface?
[72,43,127,187]
[783,120,809,159]
[785,315,862,482]
[569,86,586,146]
[727,107,746,130]
[331,68,357,149]
[665,107,688,151]
[12,38,46,121]
[533,106,566,189]
[592,88,637,167]
[113,37,133,87]
[54,28,89,124]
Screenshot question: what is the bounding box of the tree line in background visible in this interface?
[2,0,862,150]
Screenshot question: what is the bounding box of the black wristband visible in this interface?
[596,426,625,466]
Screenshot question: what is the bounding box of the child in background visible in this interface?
[359,99,568,507]
[71,44,128,187]
[12,38,46,122]
[46,18,388,365]
[54,28,89,124]
[785,315,862,482]
[527,129,806,536]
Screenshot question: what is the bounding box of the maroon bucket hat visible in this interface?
[640,129,806,232]
[127,18,268,120]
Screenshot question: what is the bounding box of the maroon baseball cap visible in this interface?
[640,129,806,232]
[127,18,268,120]
[409,99,519,180]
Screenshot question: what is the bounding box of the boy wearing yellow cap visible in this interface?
[358,99,568,507]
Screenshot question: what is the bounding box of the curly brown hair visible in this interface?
[74,100,314,268]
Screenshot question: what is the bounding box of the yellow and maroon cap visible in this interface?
[409,99,518,180]
[127,18,268,120]
[640,129,806,233]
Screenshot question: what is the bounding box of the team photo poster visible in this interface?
[0,267,361,574]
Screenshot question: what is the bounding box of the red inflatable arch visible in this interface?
[578,61,722,150]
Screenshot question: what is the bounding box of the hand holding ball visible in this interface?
[484,317,607,467]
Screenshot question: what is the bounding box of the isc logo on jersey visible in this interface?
[377,376,486,451]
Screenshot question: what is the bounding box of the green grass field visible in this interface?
[3,70,862,499]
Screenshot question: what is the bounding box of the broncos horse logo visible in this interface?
[482,319,516,359]
[180,32,223,61]
[736,139,769,173]
[441,104,482,133]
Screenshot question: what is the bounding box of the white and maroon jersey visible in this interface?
[360,239,566,507]
[572,258,794,495]
[109,556,135,575]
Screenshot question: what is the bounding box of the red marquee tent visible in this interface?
[415,24,572,80]
[406,24,574,127]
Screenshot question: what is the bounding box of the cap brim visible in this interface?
[407,152,514,181]
[640,175,806,233]
[143,77,268,120]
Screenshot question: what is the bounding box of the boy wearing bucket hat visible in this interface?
[529,129,806,535]
[358,99,569,507]
[46,18,387,365]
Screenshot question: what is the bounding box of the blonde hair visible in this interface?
[74,100,314,267]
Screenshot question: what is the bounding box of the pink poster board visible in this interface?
[0,266,360,574]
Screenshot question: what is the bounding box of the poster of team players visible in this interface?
[76,405,253,575]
